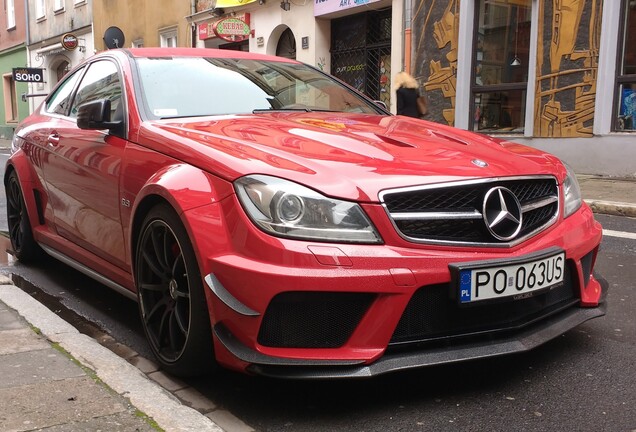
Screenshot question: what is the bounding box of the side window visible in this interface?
[45,67,84,116]
[70,61,123,121]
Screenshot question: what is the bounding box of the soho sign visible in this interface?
[12,68,45,83]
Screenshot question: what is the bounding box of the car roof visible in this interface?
[115,47,300,64]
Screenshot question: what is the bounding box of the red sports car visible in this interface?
[6,48,606,378]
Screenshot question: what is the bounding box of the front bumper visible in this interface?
[218,278,607,378]
[187,197,606,376]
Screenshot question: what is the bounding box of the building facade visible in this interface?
[410,0,636,177]
[92,0,192,51]
[1,0,29,139]
[25,0,94,112]
[6,0,635,176]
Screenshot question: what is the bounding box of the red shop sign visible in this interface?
[61,33,79,51]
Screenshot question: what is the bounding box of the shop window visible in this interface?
[3,74,18,123]
[331,10,392,104]
[472,0,531,133]
[615,0,636,131]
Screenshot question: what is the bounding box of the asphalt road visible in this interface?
[0,144,634,431]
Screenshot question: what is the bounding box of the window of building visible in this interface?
[160,28,178,47]
[471,0,532,134]
[132,39,144,48]
[35,0,46,19]
[7,0,16,28]
[54,0,64,12]
[615,0,636,131]
[3,74,18,123]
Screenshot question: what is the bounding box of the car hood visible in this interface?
[146,112,564,202]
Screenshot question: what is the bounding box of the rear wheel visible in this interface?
[6,171,41,262]
[135,204,215,376]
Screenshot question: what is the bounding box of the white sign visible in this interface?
[314,0,382,16]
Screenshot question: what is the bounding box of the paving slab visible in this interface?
[0,347,85,389]
[33,411,157,432]
[0,376,130,431]
[0,327,50,355]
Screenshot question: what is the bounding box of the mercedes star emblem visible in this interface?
[482,186,523,241]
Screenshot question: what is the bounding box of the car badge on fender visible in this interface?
[482,187,523,241]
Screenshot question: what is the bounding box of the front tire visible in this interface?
[135,204,215,376]
[6,170,41,262]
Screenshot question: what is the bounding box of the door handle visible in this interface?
[47,133,60,147]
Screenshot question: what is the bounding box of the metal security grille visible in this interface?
[331,10,392,102]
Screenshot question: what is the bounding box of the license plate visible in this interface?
[453,250,565,304]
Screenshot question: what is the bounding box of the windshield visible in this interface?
[134,56,383,119]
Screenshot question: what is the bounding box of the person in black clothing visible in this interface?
[394,71,420,118]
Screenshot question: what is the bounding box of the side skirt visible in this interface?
[38,243,137,301]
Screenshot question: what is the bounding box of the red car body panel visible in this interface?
[6,48,606,378]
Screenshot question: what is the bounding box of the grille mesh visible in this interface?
[390,262,577,346]
[258,292,375,348]
[382,178,559,245]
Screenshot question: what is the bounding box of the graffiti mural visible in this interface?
[412,0,460,126]
[535,0,603,137]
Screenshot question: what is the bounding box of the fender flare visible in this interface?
[4,149,47,229]
[127,163,234,270]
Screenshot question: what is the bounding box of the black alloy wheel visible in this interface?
[6,170,41,262]
[135,204,214,376]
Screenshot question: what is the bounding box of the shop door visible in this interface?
[331,10,391,106]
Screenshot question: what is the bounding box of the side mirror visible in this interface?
[76,99,123,134]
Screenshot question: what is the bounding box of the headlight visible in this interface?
[11,134,22,154]
[235,175,382,243]
[563,163,582,218]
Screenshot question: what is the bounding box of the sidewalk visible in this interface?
[0,276,225,432]
[577,174,636,218]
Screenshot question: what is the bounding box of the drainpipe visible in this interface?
[190,0,197,47]
[404,0,412,74]
[24,0,33,114]
[24,0,31,48]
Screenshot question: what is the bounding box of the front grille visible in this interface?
[390,262,577,346]
[258,292,375,348]
[381,177,559,246]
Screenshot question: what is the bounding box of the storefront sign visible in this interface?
[61,33,79,50]
[198,13,250,41]
[314,0,382,16]
[196,0,256,10]
[12,68,45,83]
[213,17,251,42]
